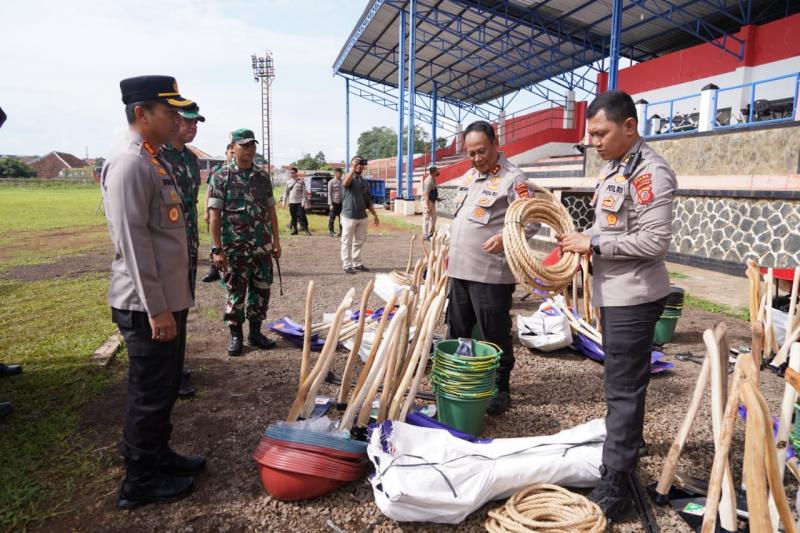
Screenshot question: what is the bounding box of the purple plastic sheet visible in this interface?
[267,317,325,350]
[405,412,494,443]
[738,404,794,459]
[543,303,674,374]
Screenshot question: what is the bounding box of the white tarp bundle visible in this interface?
[517,298,573,352]
[367,418,605,523]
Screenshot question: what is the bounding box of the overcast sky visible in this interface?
[0,0,408,164]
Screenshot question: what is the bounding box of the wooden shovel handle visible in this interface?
[300,280,315,387]
[338,280,374,404]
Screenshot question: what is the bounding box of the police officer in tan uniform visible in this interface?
[447,121,537,415]
[102,76,206,508]
[559,90,677,521]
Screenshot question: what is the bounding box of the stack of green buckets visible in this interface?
[431,339,501,436]
[654,287,685,345]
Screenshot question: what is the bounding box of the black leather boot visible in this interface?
[228,325,244,356]
[587,464,636,522]
[118,456,194,509]
[201,265,220,283]
[487,390,511,416]
[247,320,276,349]
[158,448,206,477]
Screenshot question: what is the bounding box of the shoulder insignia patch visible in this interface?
[515,182,530,198]
[637,188,654,205]
[633,173,654,205]
[142,141,157,156]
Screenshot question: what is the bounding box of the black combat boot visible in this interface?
[117,457,194,509]
[228,325,244,356]
[487,390,511,416]
[201,264,220,283]
[158,448,207,477]
[587,464,636,522]
[487,373,512,416]
[247,320,276,349]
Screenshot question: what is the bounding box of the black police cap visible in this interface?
[120,75,194,108]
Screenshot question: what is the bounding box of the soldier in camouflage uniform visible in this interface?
[201,142,234,283]
[161,103,205,398]
[162,104,204,295]
[208,129,282,356]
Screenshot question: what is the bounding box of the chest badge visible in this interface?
[473,207,486,218]
[607,213,618,226]
[601,195,616,208]
[168,206,180,222]
[614,175,627,183]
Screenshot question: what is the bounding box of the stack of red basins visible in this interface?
[253,423,370,501]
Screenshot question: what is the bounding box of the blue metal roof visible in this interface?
[333,0,797,106]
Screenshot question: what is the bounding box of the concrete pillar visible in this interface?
[563,90,576,129]
[635,99,648,136]
[455,122,463,153]
[498,110,507,145]
[698,83,719,132]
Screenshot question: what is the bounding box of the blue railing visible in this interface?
[643,93,701,136]
[712,72,799,130]
[643,71,799,138]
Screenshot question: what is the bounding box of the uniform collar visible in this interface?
[602,138,643,178]
[476,152,508,180]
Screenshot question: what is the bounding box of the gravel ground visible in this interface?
[35,229,794,532]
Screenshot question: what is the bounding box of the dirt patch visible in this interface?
[33,229,793,532]
[2,249,112,281]
[0,226,109,263]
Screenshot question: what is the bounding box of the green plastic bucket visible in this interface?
[436,392,492,436]
[435,339,501,360]
[654,316,679,345]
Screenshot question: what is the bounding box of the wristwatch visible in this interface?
[590,235,602,256]
[211,246,222,255]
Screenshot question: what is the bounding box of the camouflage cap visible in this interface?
[231,128,258,144]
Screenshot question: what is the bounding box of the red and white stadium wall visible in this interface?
[599,13,800,114]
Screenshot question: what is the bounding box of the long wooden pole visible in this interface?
[705,324,738,532]
[347,292,397,407]
[357,306,407,427]
[700,358,745,533]
[398,292,447,420]
[337,280,374,404]
[655,355,712,496]
[742,380,773,532]
[287,288,355,421]
[300,280,315,387]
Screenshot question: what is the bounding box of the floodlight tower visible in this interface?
[251,51,276,172]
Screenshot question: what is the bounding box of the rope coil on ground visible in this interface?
[503,193,580,295]
[485,484,607,533]
[390,270,413,286]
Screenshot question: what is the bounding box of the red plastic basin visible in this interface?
[257,463,346,501]
[253,438,371,501]
[259,436,367,461]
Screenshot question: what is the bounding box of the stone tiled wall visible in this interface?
[585,123,800,178]
[439,187,800,272]
[560,192,800,271]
